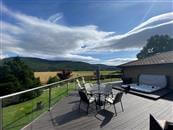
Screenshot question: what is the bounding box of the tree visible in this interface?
[47,76,59,84]
[137,35,173,59]
[0,57,41,100]
[57,70,72,80]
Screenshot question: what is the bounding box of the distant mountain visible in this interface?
[0,57,118,72]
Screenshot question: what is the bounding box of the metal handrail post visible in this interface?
[75,80,77,90]
[48,87,51,111]
[0,99,3,130]
[67,82,69,95]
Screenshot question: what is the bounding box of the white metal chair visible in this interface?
[76,79,84,90]
[78,90,97,114]
[84,83,94,95]
[104,85,113,98]
[82,77,86,85]
[104,92,124,115]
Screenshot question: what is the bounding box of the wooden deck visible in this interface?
[23,88,173,130]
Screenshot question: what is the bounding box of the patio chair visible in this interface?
[81,77,86,85]
[76,79,84,90]
[78,90,97,114]
[104,85,113,98]
[104,92,124,115]
[76,78,95,97]
[84,83,100,101]
[84,83,95,95]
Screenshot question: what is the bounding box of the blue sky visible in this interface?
[1,0,173,65]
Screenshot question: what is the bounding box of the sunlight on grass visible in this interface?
[2,82,76,130]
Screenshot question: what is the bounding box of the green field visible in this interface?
[3,82,76,130]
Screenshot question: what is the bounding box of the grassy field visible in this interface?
[35,71,115,84]
[34,71,58,83]
[3,82,76,130]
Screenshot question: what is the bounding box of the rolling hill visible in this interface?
[0,57,118,72]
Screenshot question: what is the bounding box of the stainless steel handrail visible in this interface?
[0,74,121,99]
[0,76,80,100]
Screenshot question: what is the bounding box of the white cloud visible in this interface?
[1,3,173,65]
[1,3,111,63]
[0,54,9,60]
[103,58,137,66]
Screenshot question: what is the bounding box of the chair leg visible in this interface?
[104,101,106,109]
[111,92,113,98]
[113,104,117,116]
[87,104,89,114]
[120,101,124,112]
[79,100,81,112]
[95,101,98,110]
[104,97,107,110]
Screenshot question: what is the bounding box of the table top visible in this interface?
[90,84,109,95]
[90,89,105,94]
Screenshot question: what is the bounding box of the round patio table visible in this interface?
[90,84,106,106]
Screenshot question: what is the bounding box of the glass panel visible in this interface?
[2,87,49,130]
[50,80,76,107]
[68,80,76,92]
[31,87,49,122]
[1,79,80,130]
[3,92,34,130]
[50,83,68,107]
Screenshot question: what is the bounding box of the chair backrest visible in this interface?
[84,83,93,93]
[104,85,112,95]
[76,79,83,90]
[82,77,86,85]
[113,92,123,104]
[78,90,89,104]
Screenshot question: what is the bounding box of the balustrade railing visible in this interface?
[0,74,121,130]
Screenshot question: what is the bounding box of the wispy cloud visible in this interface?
[48,13,63,24]
[93,12,173,51]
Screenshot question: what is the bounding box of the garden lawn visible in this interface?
[3,82,76,130]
